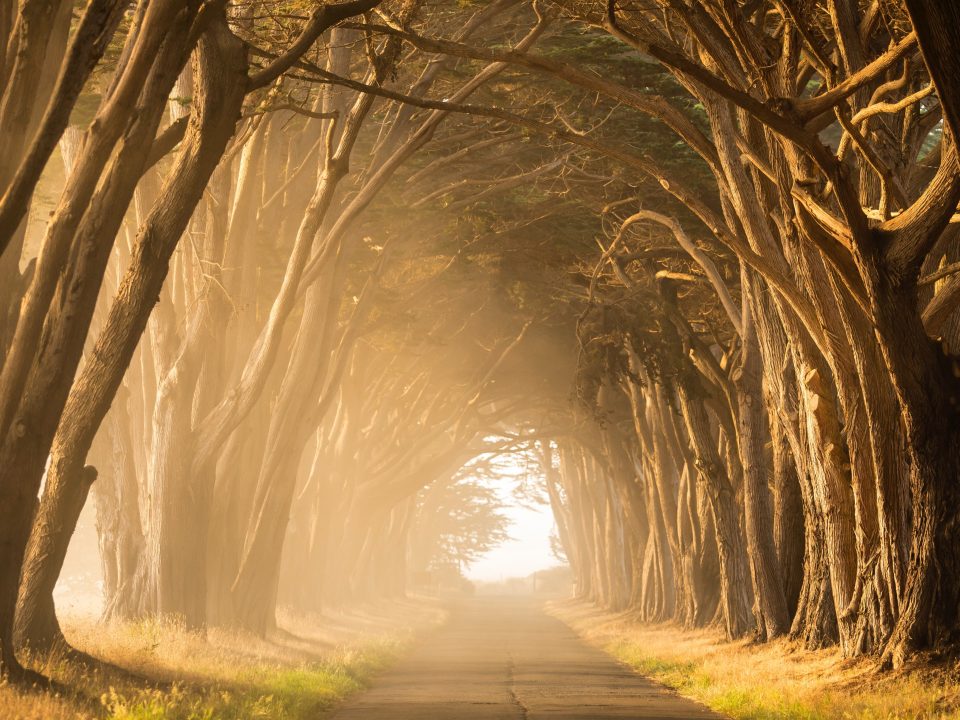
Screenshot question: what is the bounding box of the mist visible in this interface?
[3,0,960,717]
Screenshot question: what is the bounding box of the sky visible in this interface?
[464,489,560,581]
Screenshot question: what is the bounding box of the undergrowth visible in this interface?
[0,599,443,720]
[554,601,960,720]
[96,640,398,720]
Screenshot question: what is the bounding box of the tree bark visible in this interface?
[736,295,791,639]
[14,14,247,648]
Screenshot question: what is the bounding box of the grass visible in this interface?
[1,598,445,720]
[550,600,960,720]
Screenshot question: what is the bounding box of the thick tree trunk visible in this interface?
[904,0,960,142]
[0,7,199,677]
[14,466,96,652]
[770,414,804,616]
[677,381,754,639]
[826,270,908,652]
[736,300,790,639]
[146,363,208,625]
[876,281,960,666]
[0,481,39,677]
[229,269,342,632]
[790,386,840,648]
[13,17,247,647]
[207,412,272,626]
[559,446,592,599]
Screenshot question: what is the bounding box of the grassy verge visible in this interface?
[1,598,445,720]
[550,599,960,719]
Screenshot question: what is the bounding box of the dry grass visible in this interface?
[550,599,960,719]
[0,597,446,720]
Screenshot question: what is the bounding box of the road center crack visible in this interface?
[507,652,530,720]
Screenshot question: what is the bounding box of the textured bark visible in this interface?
[875,278,960,667]
[0,3,200,676]
[0,0,127,253]
[15,14,247,643]
[0,0,73,359]
[677,379,754,639]
[790,379,840,648]
[14,466,96,652]
[0,0,196,442]
[736,298,790,639]
[905,0,960,142]
[770,414,804,616]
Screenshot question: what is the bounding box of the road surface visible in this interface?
[330,597,723,719]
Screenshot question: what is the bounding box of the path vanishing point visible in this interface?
[331,597,724,719]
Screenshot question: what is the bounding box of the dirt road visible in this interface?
[330,597,723,719]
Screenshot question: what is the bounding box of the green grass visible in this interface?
[2,600,446,720]
[98,640,401,720]
[606,637,956,719]
[551,601,960,720]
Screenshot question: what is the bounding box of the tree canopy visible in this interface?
[2,0,960,684]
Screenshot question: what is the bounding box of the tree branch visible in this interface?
[246,0,384,90]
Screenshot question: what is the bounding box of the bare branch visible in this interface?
[247,0,385,90]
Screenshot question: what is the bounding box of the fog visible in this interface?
[56,461,567,618]
[5,4,960,717]
[466,497,558,583]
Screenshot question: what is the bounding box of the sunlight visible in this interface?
[465,490,558,582]
[3,1,959,717]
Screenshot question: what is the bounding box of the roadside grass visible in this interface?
[552,600,960,720]
[0,598,445,720]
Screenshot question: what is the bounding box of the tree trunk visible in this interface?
[736,296,790,639]
[904,0,960,142]
[13,16,247,646]
[770,413,804,616]
[677,380,754,639]
[98,395,147,621]
[14,466,96,652]
[876,279,960,667]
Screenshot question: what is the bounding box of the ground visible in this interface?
[7,595,960,719]
[551,599,960,719]
[331,596,721,719]
[0,598,445,720]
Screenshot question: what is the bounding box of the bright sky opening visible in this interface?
[465,488,558,581]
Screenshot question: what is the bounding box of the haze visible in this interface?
[3,1,960,719]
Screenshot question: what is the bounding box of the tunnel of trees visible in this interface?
[2,0,960,684]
